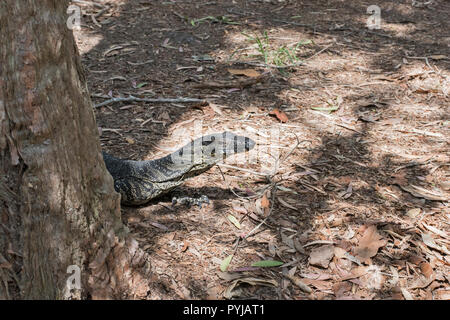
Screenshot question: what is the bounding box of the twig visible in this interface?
[94,6,109,18]
[273,19,314,28]
[405,55,438,71]
[191,75,266,89]
[126,59,154,66]
[272,134,309,177]
[91,14,102,27]
[94,95,206,108]
[217,163,270,177]
[303,240,336,248]
[365,30,392,38]
[283,273,312,293]
[216,165,269,200]
[101,128,123,136]
[336,123,363,134]
[305,44,333,60]
[228,60,306,69]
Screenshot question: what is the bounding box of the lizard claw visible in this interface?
[172,195,210,208]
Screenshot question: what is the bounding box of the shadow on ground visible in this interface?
[74,0,449,299]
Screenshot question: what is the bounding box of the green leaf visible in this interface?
[251,260,284,268]
[136,82,148,88]
[298,39,312,45]
[227,214,241,229]
[310,105,340,112]
[220,254,234,272]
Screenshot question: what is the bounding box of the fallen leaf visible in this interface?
[269,108,289,123]
[228,68,261,78]
[406,208,421,218]
[422,223,448,238]
[285,274,312,293]
[251,260,284,268]
[159,111,171,121]
[125,136,135,144]
[281,232,294,249]
[216,272,243,281]
[277,197,299,211]
[301,278,332,291]
[135,82,148,89]
[181,241,189,252]
[421,233,448,254]
[354,225,387,263]
[398,184,448,201]
[408,275,434,289]
[145,221,168,231]
[311,96,342,112]
[7,136,19,165]
[260,193,270,208]
[389,266,399,286]
[300,273,332,281]
[227,214,241,229]
[229,266,259,272]
[433,290,450,300]
[339,266,368,281]
[440,181,450,191]
[231,202,248,215]
[268,239,277,256]
[208,103,224,115]
[429,54,447,60]
[220,254,234,272]
[408,255,425,265]
[387,286,402,300]
[414,87,436,94]
[359,265,385,290]
[309,245,335,268]
[188,247,202,259]
[334,247,347,259]
[223,277,278,299]
[333,281,352,299]
[401,287,414,300]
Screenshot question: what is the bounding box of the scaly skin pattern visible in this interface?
[103,132,255,205]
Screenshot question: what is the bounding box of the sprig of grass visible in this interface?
[242,31,270,64]
[242,31,312,68]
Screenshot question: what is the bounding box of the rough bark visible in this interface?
[0,0,150,299]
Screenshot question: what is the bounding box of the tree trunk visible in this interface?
[0,0,150,299]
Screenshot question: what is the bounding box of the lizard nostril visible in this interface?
[245,137,255,151]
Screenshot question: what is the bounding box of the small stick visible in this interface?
[228,60,306,69]
[217,163,270,177]
[305,44,333,60]
[94,95,206,108]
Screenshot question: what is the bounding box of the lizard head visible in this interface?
[199,131,255,160]
[171,131,255,165]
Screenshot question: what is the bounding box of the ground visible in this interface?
[72,0,449,300]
